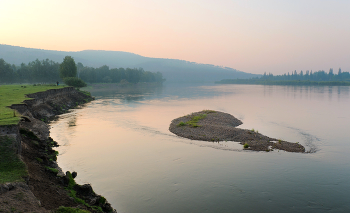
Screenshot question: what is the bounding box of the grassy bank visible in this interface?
[0,84,66,125]
[0,136,27,184]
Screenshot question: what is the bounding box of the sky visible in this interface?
[1,0,350,75]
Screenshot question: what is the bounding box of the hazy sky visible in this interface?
[1,0,349,74]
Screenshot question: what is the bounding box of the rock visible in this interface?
[102,202,116,213]
[88,197,98,205]
[5,183,15,190]
[72,171,77,179]
[0,184,9,194]
[74,184,93,196]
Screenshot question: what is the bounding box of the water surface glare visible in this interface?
[51,84,350,213]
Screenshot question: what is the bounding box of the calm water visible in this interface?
[51,84,350,213]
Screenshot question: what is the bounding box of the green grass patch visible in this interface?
[0,136,27,184]
[243,143,249,149]
[45,166,59,174]
[0,84,66,125]
[36,157,43,163]
[177,121,186,127]
[177,113,207,127]
[56,206,91,213]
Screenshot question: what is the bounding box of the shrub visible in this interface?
[63,77,87,88]
[243,143,249,148]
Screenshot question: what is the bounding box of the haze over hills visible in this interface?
[0,44,258,82]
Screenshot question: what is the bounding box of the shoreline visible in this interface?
[0,87,116,212]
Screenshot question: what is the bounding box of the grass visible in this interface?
[177,121,186,127]
[36,157,43,163]
[177,110,216,128]
[56,206,91,213]
[0,136,28,184]
[45,166,59,174]
[180,113,208,127]
[187,114,207,127]
[243,143,249,148]
[0,84,66,125]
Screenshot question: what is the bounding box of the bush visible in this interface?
[63,77,87,88]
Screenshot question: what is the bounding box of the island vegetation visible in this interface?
[216,68,350,86]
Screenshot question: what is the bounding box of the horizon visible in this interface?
[1,0,350,75]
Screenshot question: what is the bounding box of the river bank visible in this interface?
[0,86,116,212]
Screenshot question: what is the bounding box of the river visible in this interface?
[50,83,350,213]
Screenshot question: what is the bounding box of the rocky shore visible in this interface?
[0,87,117,212]
[169,110,305,153]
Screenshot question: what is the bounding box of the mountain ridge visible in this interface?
[0,44,258,82]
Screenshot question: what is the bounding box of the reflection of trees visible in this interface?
[89,83,164,102]
[67,114,77,127]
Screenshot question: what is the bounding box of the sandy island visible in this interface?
[169,110,305,153]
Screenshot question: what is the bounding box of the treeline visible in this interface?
[77,64,164,84]
[216,68,350,86]
[0,58,165,84]
[216,79,350,86]
[260,68,350,81]
[0,58,60,83]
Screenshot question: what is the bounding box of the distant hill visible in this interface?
[0,44,258,82]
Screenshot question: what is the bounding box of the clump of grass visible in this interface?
[278,139,282,144]
[55,206,90,213]
[186,113,207,127]
[243,143,249,148]
[99,196,106,205]
[45,166,58,174]
[36,157,43,163]
[177,121,186,127]
[177,113,208,128]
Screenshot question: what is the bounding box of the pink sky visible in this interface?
[1,0,350,74]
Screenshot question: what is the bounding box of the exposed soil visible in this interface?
[0,132,96,213]
[21,132,95,212]
[0,183,50,213]
[169,110,305,153]
[1,87,116,212]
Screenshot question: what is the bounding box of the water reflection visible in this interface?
[51,84,350,213]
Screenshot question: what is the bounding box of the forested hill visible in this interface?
[0,44,257,82]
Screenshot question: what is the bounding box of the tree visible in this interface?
[63,77,87,88]
[59,56,77,79]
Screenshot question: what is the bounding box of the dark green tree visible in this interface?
[59,56,77,79]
